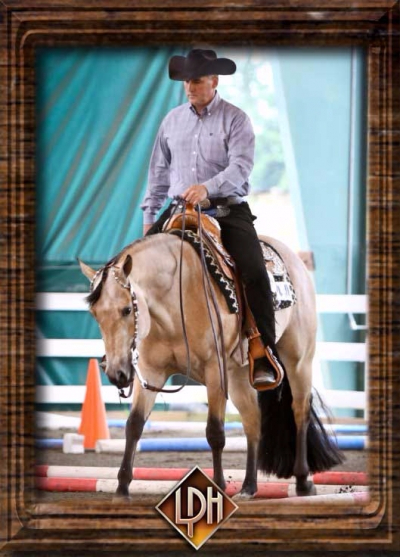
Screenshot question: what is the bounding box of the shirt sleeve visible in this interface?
[140,120,171,224]
[202,112,255,197]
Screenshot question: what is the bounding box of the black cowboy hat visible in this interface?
[169,49,236,81]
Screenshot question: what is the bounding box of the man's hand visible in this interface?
[181,184,208,206]
[143,223,152,236]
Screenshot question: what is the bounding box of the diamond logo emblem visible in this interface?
[156,466,238,550]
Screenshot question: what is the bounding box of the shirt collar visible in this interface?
[189,91,221,117]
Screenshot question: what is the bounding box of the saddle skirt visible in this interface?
[260,242,297,311]
[169,228,296,314]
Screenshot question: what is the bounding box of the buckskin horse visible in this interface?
[79,225,343,500]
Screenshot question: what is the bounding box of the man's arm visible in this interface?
[141,121,171,232]
[181,113,254,203]
[202,112,255,197]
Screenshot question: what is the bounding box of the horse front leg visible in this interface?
[205,376,227,491]
[228,371,260,499]
[115,383,158,500]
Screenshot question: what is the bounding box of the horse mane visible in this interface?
[85,235,157,307]
[86,265,110,307]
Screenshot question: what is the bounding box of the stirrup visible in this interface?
[247,330,284,391]
[252,364,275,387]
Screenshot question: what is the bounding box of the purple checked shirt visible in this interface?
[141,91,255,224]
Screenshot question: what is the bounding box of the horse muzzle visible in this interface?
[100,355,134,390]
[113,369,132,390]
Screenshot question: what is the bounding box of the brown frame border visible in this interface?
[1,1,399,554]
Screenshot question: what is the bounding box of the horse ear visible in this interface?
[122,255,132,278]
[78,259,96,281]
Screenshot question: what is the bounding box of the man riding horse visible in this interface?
[141,48,284,388]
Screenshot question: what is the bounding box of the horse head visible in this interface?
[79,254,150,392]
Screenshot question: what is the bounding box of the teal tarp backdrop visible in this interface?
[275,48,367,412]
[36,47,185,387]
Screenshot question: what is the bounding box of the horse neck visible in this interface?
[124,235,182,301]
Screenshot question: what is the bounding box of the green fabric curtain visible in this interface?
[276,48,367,414]
[35,47,185,387]
[36,47,185,281]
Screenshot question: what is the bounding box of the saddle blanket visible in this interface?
[171,230,296,314]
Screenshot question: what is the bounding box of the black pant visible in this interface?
[146,202,277,351]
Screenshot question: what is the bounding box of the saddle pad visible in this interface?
[171,230,296,314]
[171,229,239,313]
[260,241,297,311]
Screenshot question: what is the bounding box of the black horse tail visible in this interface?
[257,375,344,478]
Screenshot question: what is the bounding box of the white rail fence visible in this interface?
[35,293,367,414]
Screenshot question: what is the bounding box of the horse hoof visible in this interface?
[112,494,132,503]
[232,483,257,501]
[232,491,255,501]
[113,487,132,502]
[296,480,317,497]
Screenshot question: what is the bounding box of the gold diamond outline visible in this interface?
[155,465,239,550]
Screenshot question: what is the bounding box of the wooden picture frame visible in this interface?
[1,1,399,554]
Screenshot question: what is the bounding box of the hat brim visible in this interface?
[169,56,236,81]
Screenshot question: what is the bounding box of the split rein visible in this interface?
[170,198,229,399]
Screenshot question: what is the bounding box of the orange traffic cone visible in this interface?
[78,358,110,450]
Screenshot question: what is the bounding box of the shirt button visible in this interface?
[193,151,196,155]
[192,168,195,171]
[195,134,198,138]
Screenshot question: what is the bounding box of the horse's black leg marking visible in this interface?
[206,415,226,491]
[116,410,145,499]
[293,421,309,477]
[240,441,258,496]
[293,420,316,496]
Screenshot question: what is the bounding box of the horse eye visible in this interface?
[121,306,132,317]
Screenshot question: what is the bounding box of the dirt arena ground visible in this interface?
[34,413,368,505]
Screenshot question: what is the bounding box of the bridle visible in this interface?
[91,247,196,398]
[90,265,139,399]
[109,268,140,399]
